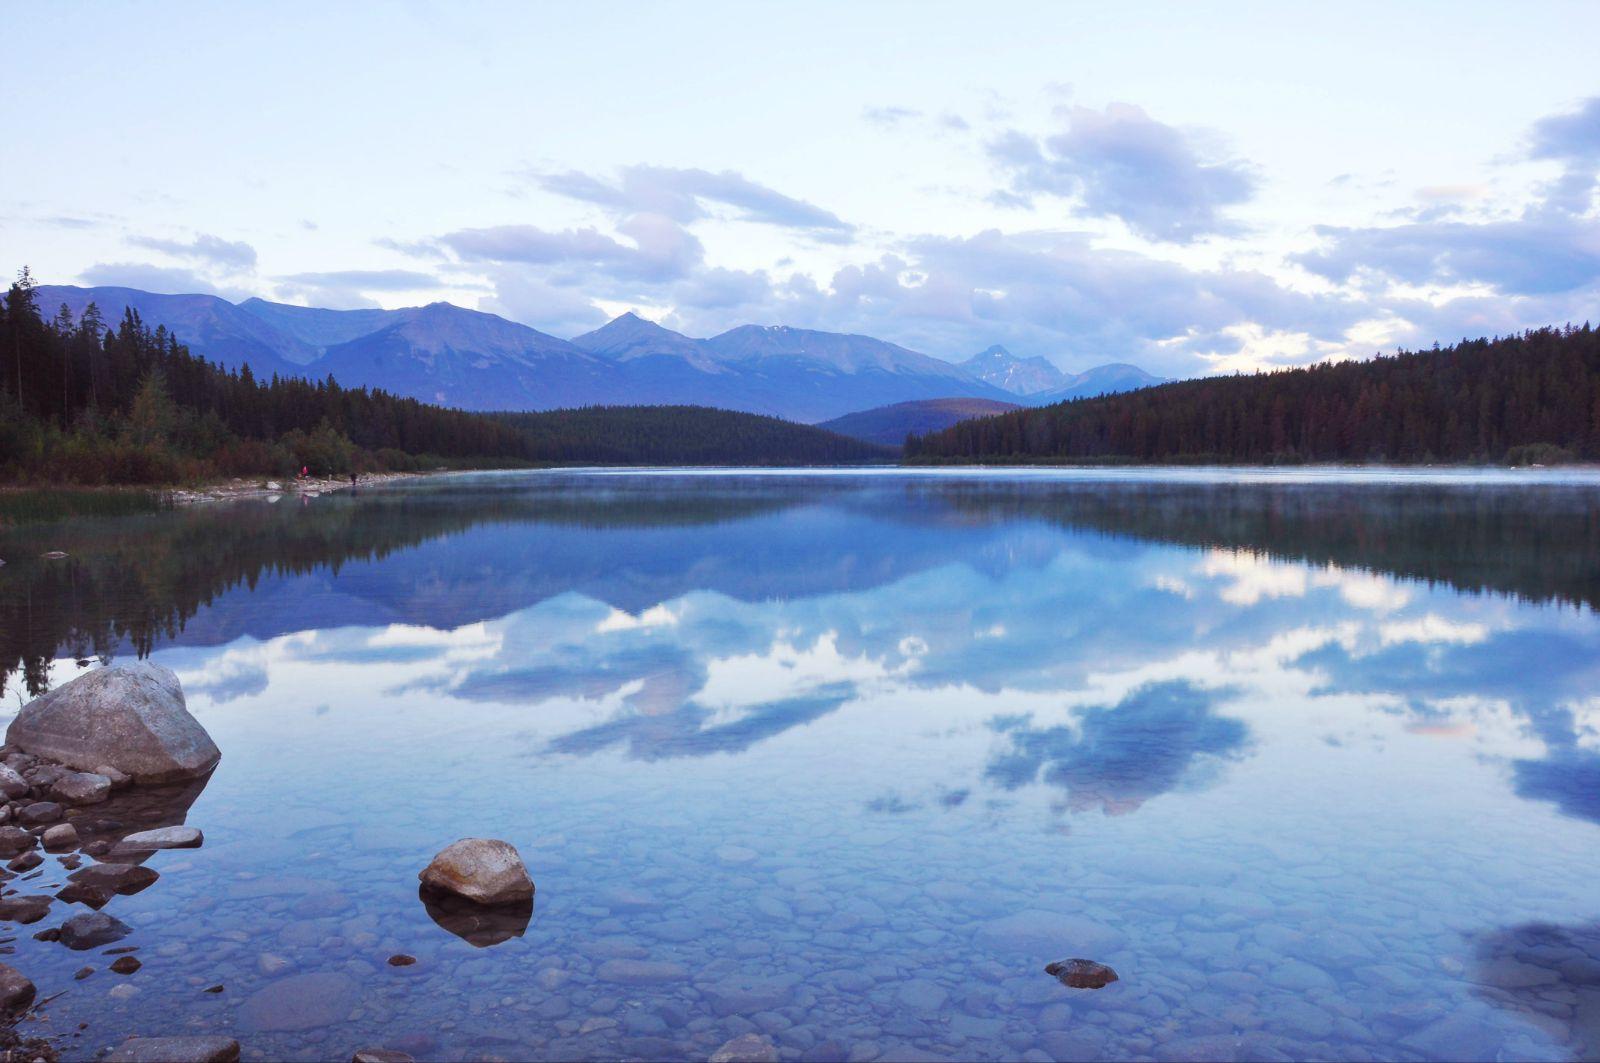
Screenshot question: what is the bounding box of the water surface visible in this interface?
[2,468,1599,1062]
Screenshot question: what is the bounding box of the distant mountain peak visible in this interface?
[573,311,720,371]
[960,345,1069,395]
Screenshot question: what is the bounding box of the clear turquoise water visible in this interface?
[2,468,1599,1062]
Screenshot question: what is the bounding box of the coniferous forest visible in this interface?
[906,326,1600,465]
[0,270,887,482]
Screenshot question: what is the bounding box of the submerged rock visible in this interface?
[1045,958,1120,989]
[418,838,533,905]
[710,1033,780,1063]
[0,962,35,1014]
[110,955,142,974]
[6,662,220,783]
[351,1051,416,1063]
[106,1036,241,1063]
[239,971,358,1032]
[60,910,132,950]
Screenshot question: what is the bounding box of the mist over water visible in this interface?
[2,468,1599,1061]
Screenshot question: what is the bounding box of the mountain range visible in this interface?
[37,285,1162,423]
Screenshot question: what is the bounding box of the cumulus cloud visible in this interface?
[536,164,853,237]
[989,103,1256,243]
[440,215,705,285]
[273,269,444,310]
[1297,216,1600,296]
[78,261,247,299]
[1296,96,1600,298]
[127,231,257,272]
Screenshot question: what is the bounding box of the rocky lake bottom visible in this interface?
[0,467,1598,1062]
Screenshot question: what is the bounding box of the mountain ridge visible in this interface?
[34,284,1159,422]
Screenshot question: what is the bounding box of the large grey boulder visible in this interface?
[6,663,219,784]
[418,838,534,905]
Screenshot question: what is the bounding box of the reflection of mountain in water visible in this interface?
[929,480,1600,613]
[984,681,1248,814]
[6,474,1599,702]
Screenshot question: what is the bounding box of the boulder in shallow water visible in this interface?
[6,662,220,784]
[106,1037,241,1063]
[0,826,35,855]
[418,838,533,905]
[1045,958,1119,989]
[59,910,131,950]
[0,962,35,1015]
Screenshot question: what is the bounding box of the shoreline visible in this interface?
[162,470,434,506]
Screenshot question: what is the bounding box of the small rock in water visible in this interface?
[0,895,52,924]
[203,984,224,993]
[68,862,160,895]
[94,764,132,790]
[111,955,142,974]
[0,826,34,855]
[710,1033,781,1063]
[1045,958,1120,989]
[16,801,63,827]
[40,551,68,560]
[59,910,132,950]
[6,850,42,872]
[351,1051,416,1063]
[41,822,80,850]
[418,838,533,905]
[73,966,94,980]
[106,1036,241,1062]
[0,962,36,1014]
[386,954,416,967]
[115,825,203,852]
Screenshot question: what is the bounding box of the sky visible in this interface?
[6,0,1600,379]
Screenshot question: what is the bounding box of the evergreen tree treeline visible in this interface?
[0,269,887,482]
[906,326,1600,465]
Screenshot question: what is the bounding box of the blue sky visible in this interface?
[6,0,1600,377]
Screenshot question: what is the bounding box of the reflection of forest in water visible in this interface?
[3,475,1599,699]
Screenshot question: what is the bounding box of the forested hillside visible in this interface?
[1,270,535,483]
[499,407,893,465]
[0,270,889,482]
[906,326,1600,465]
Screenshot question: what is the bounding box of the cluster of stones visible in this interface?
[0,661,551,1061]
[0,662,219,1055]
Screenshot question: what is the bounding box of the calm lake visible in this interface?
[2,468,1599,1062]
